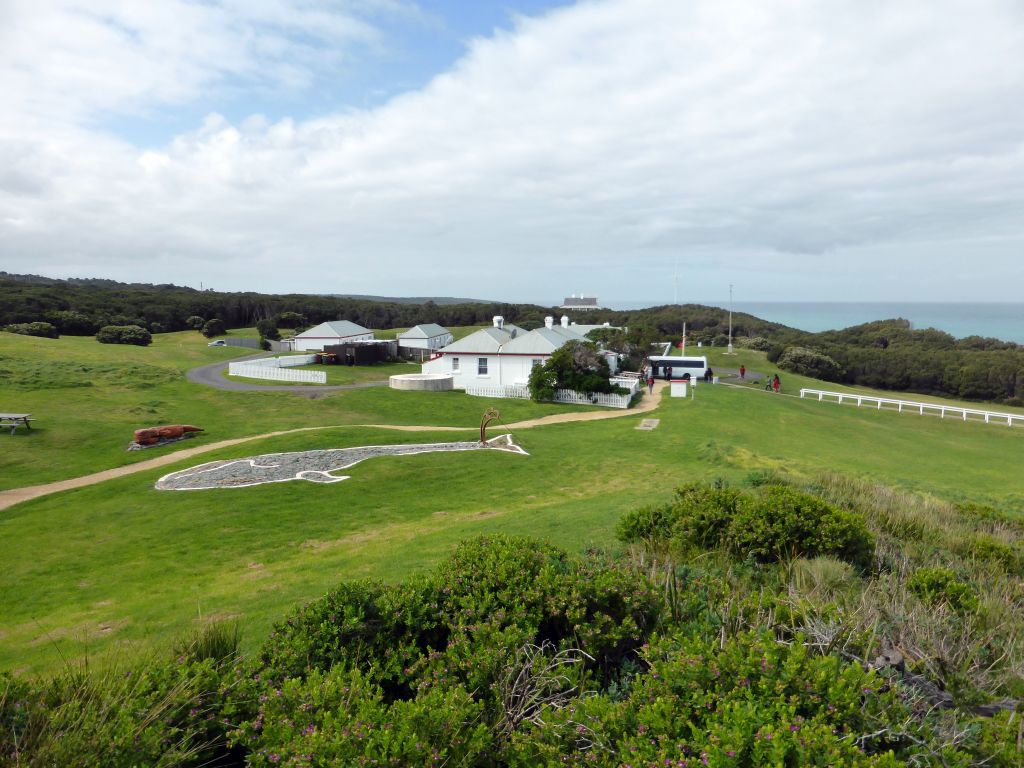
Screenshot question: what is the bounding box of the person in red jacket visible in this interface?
[772,374,781,393]
[739,364,746,380]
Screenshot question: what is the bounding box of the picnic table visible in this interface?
[0,413,33,435]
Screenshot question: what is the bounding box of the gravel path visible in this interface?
[186,352,387,393]
[0,382,668,510]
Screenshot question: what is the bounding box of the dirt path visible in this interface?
[0,382,668,512]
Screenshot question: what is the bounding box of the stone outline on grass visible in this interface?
[155,433,528,491]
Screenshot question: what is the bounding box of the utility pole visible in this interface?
[726,284,735,355]
[673,258,679,305]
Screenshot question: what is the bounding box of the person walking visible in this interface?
[647,373,655,394]
[739,364,746,380]
[772,373,781,393]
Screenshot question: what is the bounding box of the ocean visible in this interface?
[599,301,1024,344]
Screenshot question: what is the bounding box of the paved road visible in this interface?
[713,366,768,383]
[185,352,388,394]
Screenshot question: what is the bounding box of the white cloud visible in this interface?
[2,0,1024,301]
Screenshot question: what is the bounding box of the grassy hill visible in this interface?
[2,330,1023,675]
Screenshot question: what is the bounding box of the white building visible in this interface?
[397,324,454,351]
[291,320,374,352]
[422,315,618,389]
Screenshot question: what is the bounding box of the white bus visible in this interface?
[647,355,709,380]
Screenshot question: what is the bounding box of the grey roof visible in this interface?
[437,327,514,354]
[561,296,599,307]
[295,320,372,339]
[398,323,450,340]
[502,326,586,355]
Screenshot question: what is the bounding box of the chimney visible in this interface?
[561,315,569,327]
[544,316,554,329]
[493,315,504,329]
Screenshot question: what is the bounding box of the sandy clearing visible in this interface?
[0,382,667,512]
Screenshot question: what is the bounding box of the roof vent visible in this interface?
[561,315,569,327]
[544,316,554,329]
[493,316,504,329]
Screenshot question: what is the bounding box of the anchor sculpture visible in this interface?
[480,407,501,444]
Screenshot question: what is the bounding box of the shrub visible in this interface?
[201,318,226,338]
[907,567,979,613]
[95,324,152,346]
[255,319,279,341]
[778,346,844,380]
[186,315,205,330]
[3,322,58,338]
[735,335,772,351]
[45,311,95,335]
[509,631,912,767]
[231,666,492,768]
[527,362,557,402]
[728,486,874,569]
[528,340,623,400]
[620,483,874,570]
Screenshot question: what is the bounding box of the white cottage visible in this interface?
[421,315,617,389]
[291,320,374,352]
[397,324,454,351]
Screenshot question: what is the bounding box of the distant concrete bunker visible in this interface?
[155,434,526,491]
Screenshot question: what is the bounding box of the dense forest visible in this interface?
[2,273,1020,404]
[770,320,1024,405]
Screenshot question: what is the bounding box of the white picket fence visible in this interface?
[465,382,634,409]
[229,362,326,384]
[799,388,1024,427]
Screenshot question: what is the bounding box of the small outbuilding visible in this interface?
[292,321,374,352]
[397,324,454,361]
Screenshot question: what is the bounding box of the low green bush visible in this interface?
[734,335,772,351]
[3,321,58,338]
[729,486,874,570]
[508,631,908,766]
[778,346,844,380]
[619,483,874,570]
[201,318,226,338]
[907,567,979,613]
[95,324,152,346]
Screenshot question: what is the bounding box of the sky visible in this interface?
[2,0,1024,305]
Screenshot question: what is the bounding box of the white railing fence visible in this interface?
[465,383,633,409]
[228,363,326,384]
[799,388,1023,427]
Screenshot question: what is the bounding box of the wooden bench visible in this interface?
[0,413,33,435]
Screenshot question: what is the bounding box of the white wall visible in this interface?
[422,353,500,389]
[399,333,453,350]
[293,333,373,352]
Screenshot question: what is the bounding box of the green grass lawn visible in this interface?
[0,331,567,489]
[3,360,1024,674]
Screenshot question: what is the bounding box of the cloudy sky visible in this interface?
[2,0,1023,304]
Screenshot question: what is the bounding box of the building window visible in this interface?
[478,357,488,375]
[531,358,542,369]
[452,357,460,372]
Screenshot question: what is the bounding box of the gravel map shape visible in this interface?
[155,434,527,491]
